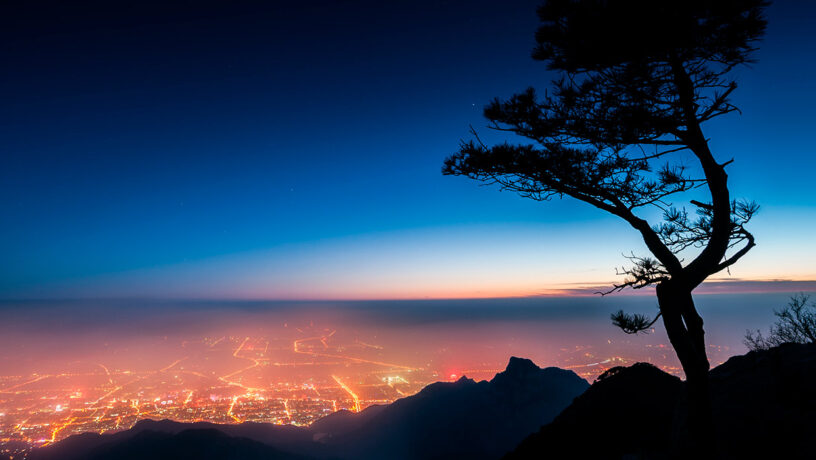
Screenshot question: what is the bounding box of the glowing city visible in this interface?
[0,302,742,459]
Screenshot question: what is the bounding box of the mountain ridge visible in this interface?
[506,342,816,460]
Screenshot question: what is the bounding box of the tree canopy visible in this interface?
[444,0,766,308]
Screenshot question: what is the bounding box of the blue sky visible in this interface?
[2,0,815,299]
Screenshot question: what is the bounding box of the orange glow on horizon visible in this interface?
[197,278,816,301]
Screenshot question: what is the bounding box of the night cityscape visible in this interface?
[2,1,815,459]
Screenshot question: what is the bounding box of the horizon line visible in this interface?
[2,279,814,304]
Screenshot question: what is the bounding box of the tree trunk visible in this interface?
[656,281,714,457]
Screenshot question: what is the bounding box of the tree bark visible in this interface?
[656,281,714,457]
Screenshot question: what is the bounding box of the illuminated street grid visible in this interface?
[0,327,732,459]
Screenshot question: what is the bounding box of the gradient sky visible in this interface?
[2,0,815,300]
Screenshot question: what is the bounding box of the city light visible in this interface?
[0,319,735,459]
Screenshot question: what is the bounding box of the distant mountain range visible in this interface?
[31,357,589,460]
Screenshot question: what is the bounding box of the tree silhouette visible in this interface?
[745,294,816,350]
[444,0,767,453]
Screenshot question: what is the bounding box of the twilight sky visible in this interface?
[2,0,815,300]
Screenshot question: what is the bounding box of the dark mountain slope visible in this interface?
[309,405,387,441]
[506,342,816,460]
[708,342,816,459]
[325,357,589,460]
[29,419,322,460]
[78,429,308,460]
[507,362,682,460]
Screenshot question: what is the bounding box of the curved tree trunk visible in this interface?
[656,281,713,457]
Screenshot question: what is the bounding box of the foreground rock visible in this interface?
[506,342,816,460]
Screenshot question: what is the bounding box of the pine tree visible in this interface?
[444,0,768,453]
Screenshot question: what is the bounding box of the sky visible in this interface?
[2,0,816,300]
